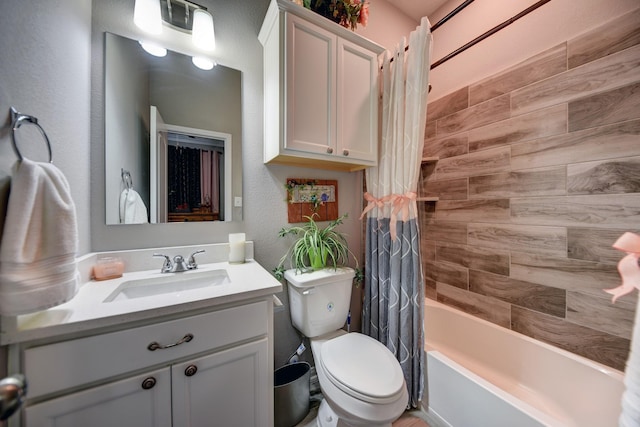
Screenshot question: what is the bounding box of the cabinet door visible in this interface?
[285,14,337,156]
[25,368,171,427]
[172,338,269,427]
[336,38,378,163]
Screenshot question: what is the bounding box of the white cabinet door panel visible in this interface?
[25,368,171,427]
[337,38,378,163]
[286,14,336,155]
[172,338,269,427]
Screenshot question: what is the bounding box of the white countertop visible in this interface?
[1,258,282,345]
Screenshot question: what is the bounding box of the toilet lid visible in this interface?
[320,333,405,404]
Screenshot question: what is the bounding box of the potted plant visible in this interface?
[293,0,370,31]
[273,213,361,281]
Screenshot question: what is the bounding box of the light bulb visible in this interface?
[134,0,162,35]
[192,9,216,51]
[192,56,216,70]
[139,41,167,57]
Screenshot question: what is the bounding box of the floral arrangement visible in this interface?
[293,0,369,30]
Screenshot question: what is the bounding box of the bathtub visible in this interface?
[422,298,626,427]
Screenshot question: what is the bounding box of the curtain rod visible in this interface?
[380,0,474,68]
[387,0,551,68]
[383,0,552,93]
[385,0,476,90]
[430,0,475,32]
[430,0,552,69]
[388,0,474,64]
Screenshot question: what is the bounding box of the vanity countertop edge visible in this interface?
[1,243,283,346]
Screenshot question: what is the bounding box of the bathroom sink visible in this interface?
[103,269,230,303]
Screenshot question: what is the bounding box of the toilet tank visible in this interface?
[285,267,355,338]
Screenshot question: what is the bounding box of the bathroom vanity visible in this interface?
[1,244,282,427]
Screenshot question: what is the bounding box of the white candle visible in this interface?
[228,233,246,264]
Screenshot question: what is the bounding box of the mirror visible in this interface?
[104,32,242,225]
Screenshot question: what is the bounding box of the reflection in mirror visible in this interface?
[154,120,231,223]
[104,32,242,225]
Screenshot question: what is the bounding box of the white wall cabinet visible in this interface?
[260,0,384,172]
[12,299,273,427]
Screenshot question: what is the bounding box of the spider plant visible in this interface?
[273,213,358,280]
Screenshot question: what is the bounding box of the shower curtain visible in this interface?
[168,145,201,212]
[200,150,220,214]
[362,17,432,407]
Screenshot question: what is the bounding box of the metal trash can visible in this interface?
[274,362,311,427]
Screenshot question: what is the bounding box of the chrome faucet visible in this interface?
[153,250,206,273]
[171,255,190,272]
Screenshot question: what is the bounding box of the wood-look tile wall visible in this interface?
[419,8,640,371]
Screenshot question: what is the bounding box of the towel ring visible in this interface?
[10,107,53,163]
[121,168,133,190]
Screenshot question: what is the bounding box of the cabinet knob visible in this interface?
[185,365,198,377]
[141,377,156,390]
[342,149,349,156]
[326,147,334,154]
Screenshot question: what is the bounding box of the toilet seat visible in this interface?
[319,333,405,404]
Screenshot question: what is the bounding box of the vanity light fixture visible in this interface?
[134,0,216,68]
[192,56,216,70]
[134,0,163,35]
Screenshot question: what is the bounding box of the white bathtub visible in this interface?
[423,298,626,427]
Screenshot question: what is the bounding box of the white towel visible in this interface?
[119,188,148,224]
[0,159,79,315]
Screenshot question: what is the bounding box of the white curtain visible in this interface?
[362,17,432,407]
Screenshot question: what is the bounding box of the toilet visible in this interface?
[285,267,408,427]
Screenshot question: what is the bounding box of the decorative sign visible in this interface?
[286,178,338,223]
[290,184,336,204]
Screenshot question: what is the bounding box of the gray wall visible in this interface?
[0,0,92,254]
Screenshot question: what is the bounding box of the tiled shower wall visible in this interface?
[419,8,640,371]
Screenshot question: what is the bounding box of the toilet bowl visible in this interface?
[285,268,408,427]
[311,330,408,426]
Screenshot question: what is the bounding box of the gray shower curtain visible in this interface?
[364,218,424,406]
[362,17,432,407]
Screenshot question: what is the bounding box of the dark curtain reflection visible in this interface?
[168,145,201,212]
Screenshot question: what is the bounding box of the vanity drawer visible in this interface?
[24,300,268,399]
